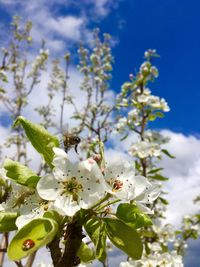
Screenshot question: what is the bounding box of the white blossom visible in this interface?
[37,148,107,217]
[0,181,32,212]
[104,159,160,210]
[120,251,184,267]
[129,140,161,158]
[15,193,54,229]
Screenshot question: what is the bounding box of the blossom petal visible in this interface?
[37,175,61,201]
[16,211,42,229]
[54,195,80,216]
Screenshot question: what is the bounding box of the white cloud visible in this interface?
[91,0,114,17]
[108,130,200,228]
[22,66,85,126]
[0,1,87,53]
[159,130,200,227]
[84,0,120,17]
[47,16,84,40]
[0,0,122,54]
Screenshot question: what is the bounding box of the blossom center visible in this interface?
[61,177,83,201]
[112,179,123,192]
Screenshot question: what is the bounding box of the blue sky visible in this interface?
[0,0,200,134]
[97,0,200,135]
[0,0,200,266]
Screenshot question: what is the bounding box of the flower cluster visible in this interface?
[28,49,49,77]
[129,140,161,158]
[78,29,113,89]
[0,69,7,83]
[120,251,184,267]
[0,147,160,229]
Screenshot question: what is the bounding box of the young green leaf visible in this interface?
[8,218,58,260]
[149,174,169,181]
[77,242,95,263]
[13,116,59,168]
[84,218,107,262]
[155,111,164,118]
[0,212,18,232]
[148,168,163,174]
[159,197,169,205]
[148,114,156,121]
[104,218,143,260]
[4,158,40,188]
[161,149,175,159]
[43,210,63,225]
[116,203,152,229]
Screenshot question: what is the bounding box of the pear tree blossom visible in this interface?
[0,17,199,267]
[115,49,198,267]
[37,148,108,216]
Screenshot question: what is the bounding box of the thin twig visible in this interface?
[25,251,37,267]
[0,233,8,267]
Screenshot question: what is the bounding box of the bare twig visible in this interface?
[25,251,37,267]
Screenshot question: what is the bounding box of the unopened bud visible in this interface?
[93,154,101,162]
[64,53,70,61]
[129,73,134,80]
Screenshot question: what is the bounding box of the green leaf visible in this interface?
[155,111,164,118]
[77,242,95,263]
[43,210,63,225]
[0,87,6,93]
[4,159,40,188]
[149,174,169,181]
[0,212,18,232]
[120,134,129,141]
[8,218,58,260]
[148,168,163,174]
[104,218,143,260]
[116,203,152,229]
[148,114,156,121]
[135,161,141,171]
[140,229,155,238]
[162,149,175,159]
[84,218,107,261]
[13,116,59,168]
[78,209,93,225]
[159,197,169,205]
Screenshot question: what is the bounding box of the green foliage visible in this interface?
[13,116,59,168]
[8,218,58,260]
[159,197,169,205]
[116,203,152,229]
[148,112,164,121]
[0,212,18,232]
[148,168,164,174]
[103,218,143,260]
[148,174,169,181]
[4,158,40,188]
[162,149,175,158]
[84,218,107,262]
[77,242,95,263]
[43,210,63,225]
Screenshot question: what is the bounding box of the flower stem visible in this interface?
[91,193,111,210]
[95,199,121,212]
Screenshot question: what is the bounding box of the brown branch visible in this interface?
[60,55,70,133]
[50,221,83,267]
[59,221,83,267]
[14,261,23,267]
[25,251,37,267]
[0,233,9,267]
[48,235,62,267]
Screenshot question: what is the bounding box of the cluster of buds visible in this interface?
[28,49,49,78]
[78,29,113,93]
